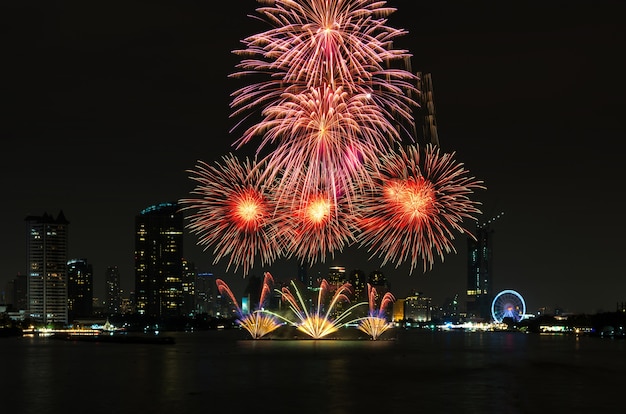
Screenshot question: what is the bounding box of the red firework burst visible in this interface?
[354,144,485,273]
[275,179,359,265]
[178,154,285,276]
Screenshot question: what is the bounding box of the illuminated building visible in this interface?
[134,202,184,318]
[243,274,263,313]
[347,268,367,303]
[327,266,347,317]
[466,213,503,320]
[392,298,405,322]
[67,258,93,320]
[105,266,121,315]
[327,266,346,287]
[182,259,196,317]
[404,291,432,322]
[297,261,310,290]
[25,210,69,325]
[195,272,216,316]
[368,269,389,298]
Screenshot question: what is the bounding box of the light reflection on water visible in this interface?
[2,329,625,413]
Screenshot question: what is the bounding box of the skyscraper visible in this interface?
[347,268,367,303]
[181,259,196,317]
[466,214,503,321]
[105,265,122,315]
[195,272,216,316]
[25,211,70,325]
[327,266,346,287]
[134,202,184,318]
[67,258,93,320]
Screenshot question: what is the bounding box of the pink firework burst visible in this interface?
[229,0,419,148]
[178,154,285,277]
[354,144,486,273]
[242,83,398,206]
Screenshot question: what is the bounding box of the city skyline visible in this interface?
[3,0,625,315]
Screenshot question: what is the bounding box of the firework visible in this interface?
[229,0,419,150]
[266,278,367,339]
[215,273,283,339]
[276,181,360,266]
[354,144,485,273]
[179,154,285,277]
[357,283,395,339]
[240,83,398,206]
[184,0,487,285]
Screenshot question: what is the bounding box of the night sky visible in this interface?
[3,0,625,314]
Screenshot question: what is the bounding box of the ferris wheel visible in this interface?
[491,289,526,323]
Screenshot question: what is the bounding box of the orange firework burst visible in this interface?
[179,154,285,276]
[354,144,485,273]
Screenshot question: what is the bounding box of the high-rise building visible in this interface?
[327,266,346,287]
[297,261,310,289]
[134,202,184,318]
[347,268,367,303]
[7,273,28,311]
[368,269,389,295]
[466,214,503,321]
[25,211,70,325]
[404,291,432,322]
[195,272,216,316]
[105,266,122,315]
[67,258,93,320]
[182,259,196,317]
[327,266,347,317]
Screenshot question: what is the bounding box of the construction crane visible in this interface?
[477,211,505,230]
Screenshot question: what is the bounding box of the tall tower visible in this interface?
[466,213,503,321]
[105,265,122,315]
[25,210,70,325]
[195,272,216,316]
[134,202,184,318]
[67,258,93,321]
[181,259,196,317]
[415,71,440,147]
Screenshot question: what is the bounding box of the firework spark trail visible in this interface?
[179,154,285,277]
[230,0,419,150]
[242,84,399,209]
[276,184,360,265]
[272,278,367,338]
[215,273,283,339]
[354,144,485,273]
[366,283,395,318]
[357,283,395,339]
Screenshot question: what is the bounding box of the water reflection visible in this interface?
[2,330,625,413]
